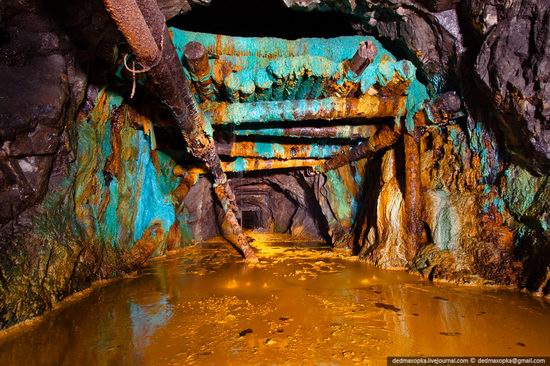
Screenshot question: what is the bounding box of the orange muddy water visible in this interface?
[1,233,549,365]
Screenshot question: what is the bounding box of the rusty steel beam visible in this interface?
[232,125,377,140]
[104,0,257,262]
[216,141,351,159]
[403,130,422,261]
[184,41,217,101]
[308,126,399,174]
[203,94,405,125]
[221,158,325,172]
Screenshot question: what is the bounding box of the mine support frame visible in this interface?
[103,0,459,262]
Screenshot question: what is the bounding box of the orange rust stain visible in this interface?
[413,110,427,127]
[212,61,234,87]
[97,183,111,223]
[151,150,161,172]
[90,90,110,124]
[172,167,200,203]
[129,223,164,268]
[339,164,359,198]
[215,34,223,56]
[104,106,125,180]
[166,220,182,251]
[403,132,422,261]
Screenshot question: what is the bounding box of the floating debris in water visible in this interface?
[239,328,253,337]
[375,303,401,312]
[439,332,461,336]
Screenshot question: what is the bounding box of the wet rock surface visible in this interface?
[474,0,550,172]
[0,11,72,226]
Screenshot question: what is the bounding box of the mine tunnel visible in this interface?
[1,0,550,364]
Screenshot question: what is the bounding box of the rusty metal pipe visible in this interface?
[232,125,377,140]
[350,41,378,77]
[222,158,325,172]
[103,0,159,65]
[216,142,350,159]
[403,130,422,261]
[204,94,405,125]
[309,126,399,174]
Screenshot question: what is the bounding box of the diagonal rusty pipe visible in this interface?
[307,126,400,175]
[102,0,257,262]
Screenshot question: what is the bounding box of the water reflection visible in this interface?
[1,236,549,365]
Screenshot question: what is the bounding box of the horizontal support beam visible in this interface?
[216,141,351,159]
[202,94,405,125]
[221,158,324,172]
[231,125,377,140]
[172,29,383,62]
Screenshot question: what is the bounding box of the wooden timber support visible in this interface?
[103,0,257,262]
[184,41,217,101]
[204,94,406,125]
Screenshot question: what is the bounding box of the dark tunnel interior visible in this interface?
[170,0,356,38]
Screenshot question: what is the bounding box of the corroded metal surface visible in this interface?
[309,126,400,174]
[216,141,351,159]
[221,158,325,172]
[232,125,377,140]
[204,95,405,125]
[350,40,378,76]
[403,131,422,261]
[103,0,160,65]
[184,41,217,101]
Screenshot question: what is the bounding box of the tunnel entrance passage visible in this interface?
[235,183,272,231]
[228,176,330,242]
[162,24,438,257]
[241,210,260,229]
